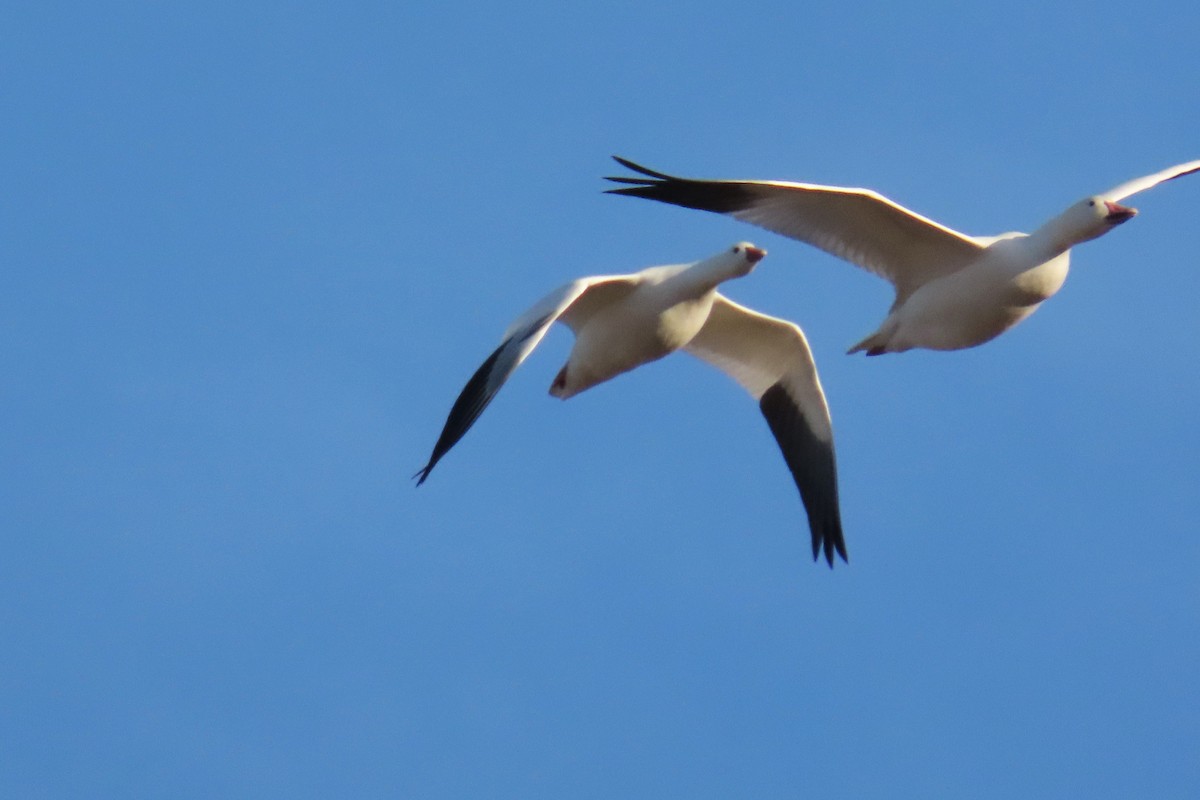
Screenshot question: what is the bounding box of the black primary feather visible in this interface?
[604,156,757,215]
[414,340,509,485]
[758,382,847,567]
[415,312,556,485]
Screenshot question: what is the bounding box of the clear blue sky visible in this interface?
[2,2,1197,798]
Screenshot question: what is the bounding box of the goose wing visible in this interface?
[1102,159,1200,203]
[607,157,985,306]
[685,293,847,566]
[415,275,637,484]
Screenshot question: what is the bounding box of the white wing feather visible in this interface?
[1102,159,1200,203]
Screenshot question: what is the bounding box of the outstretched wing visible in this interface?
[415,275,636,484]
[685,293,847,567]
[607,156,985,306]
[1101,159,1200,203]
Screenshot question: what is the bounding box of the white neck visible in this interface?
[1025,211,1080,261]
[668,254,745,297]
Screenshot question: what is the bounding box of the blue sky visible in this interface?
[2,1,1198,797]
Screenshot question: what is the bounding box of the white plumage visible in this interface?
[416,243,847,566]
[607,157,1200,355]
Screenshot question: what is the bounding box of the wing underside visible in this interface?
[607,156,985,304]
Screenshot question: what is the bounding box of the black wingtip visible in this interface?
[413,339,513,490]
[603,175,658,186]
[610,155,683,181]
[603,185,663,199]
[413,463,434,486]
[759,383,848,571]
[812,537,849,568]
[603,159,756,215]
[603,156,669,189]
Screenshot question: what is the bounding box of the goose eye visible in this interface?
[1088,200,1095,207]
[732,246,740,253]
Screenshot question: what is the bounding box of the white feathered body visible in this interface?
[868,234,1072,353]
[607,156,1200,356]
[553,264,721,398]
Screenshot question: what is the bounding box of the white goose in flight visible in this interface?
[415,243,848,566]
[606,157,1200,355]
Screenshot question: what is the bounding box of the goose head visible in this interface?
[724,241,768,277]
[1060,196,1138,245]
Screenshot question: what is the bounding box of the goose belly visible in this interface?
[566,295,713,392]
[898,255,1070,351]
